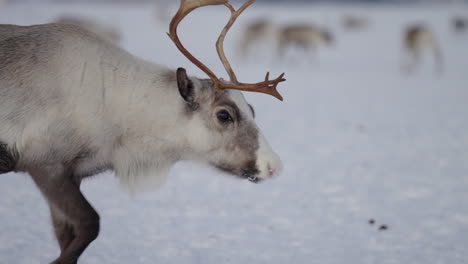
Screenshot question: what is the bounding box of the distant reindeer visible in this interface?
[0,0,285,263]
[55,15,121,44]
[401,24,443,74]
[452,16,468,33]
[341,15,369,31]
[277,23,334,62]
[153,0,172,24]
[238,18,276,58]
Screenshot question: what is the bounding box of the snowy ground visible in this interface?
[1,2,468,264]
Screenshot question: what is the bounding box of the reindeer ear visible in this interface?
[176,67,195,104]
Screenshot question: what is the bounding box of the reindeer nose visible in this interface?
[269,153,283,177]
[267,164,277,177]
[257,151,283,179]
[255,133,283,180]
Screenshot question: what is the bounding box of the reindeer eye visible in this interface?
[216,110,233,123]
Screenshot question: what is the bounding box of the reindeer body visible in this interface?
[452,16,468,33]
[1,23,181,188]
[0,22,282,264]
[341,15,369,31]
[401,24,443,73]
[277,24,333,62]
[238,18,275,58]
[54,16,121,44]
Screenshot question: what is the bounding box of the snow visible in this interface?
[1,2,468,264]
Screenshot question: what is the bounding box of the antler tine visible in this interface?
[168,0,228,86]
[221,72,286,101]
[214,0,286,101]
[216,0,255,84]
[168,0,286,101]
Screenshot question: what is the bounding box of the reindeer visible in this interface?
[0,0,285,263]
[54,15,121,44]
[452,16,468,33]
[238,18,276,58]
[341,15,370,31]
[277,23,334,63]
[401,24,443,74]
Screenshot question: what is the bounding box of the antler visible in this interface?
[168,0,286,101]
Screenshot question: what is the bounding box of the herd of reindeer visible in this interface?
[51,11,468,74]
[238,14,467,73]
[0,0,467,72]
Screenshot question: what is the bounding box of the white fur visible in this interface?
[0,24,282,192]
[256,132,283,179]
[227,90,283,179]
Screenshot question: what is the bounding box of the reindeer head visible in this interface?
[168,0,286,183]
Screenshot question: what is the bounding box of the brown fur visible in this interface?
[341,15,369,31]
[402,24,443,74]
[277,24,334,61]
[239,18,274,57]
[28,164,99,264]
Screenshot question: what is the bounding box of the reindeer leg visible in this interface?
[50,206,77,264]
[49,176,83,250]
[307,45,319,68]
[432,42,444,74]
[402,48,417,74]
[411,48,421,73]
[29,165,99,264]
[49,178,84,261]
[276,39,287,64]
